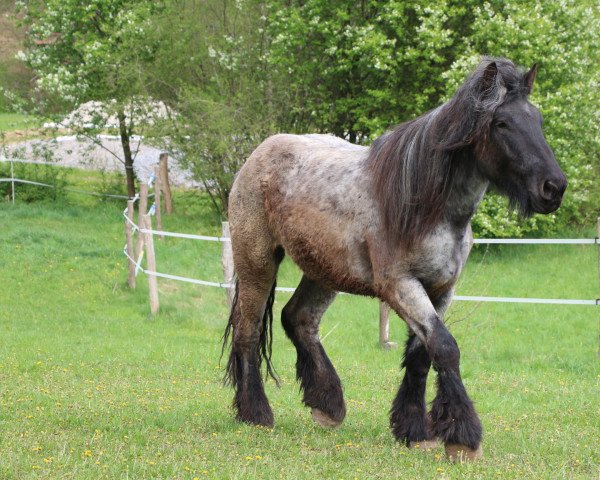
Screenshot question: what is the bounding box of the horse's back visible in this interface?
[229,133,377,294]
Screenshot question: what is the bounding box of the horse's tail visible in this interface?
[221,278,280,387]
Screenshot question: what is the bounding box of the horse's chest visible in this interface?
[412,240,465,298]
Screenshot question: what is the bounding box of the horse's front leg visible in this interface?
[386,279,483,461]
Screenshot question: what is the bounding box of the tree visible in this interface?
[145,0,284,216]
[268,0,479,140]
[16,0,164,198]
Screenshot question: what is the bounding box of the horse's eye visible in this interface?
[495,121,508,129]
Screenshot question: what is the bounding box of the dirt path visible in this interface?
[3,134,199,187]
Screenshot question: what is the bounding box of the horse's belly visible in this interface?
[271,209,375,296]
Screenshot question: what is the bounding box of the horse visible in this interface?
[221,57,567,461]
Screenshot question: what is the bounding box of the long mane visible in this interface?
[367,57,530,246]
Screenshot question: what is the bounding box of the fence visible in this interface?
[0,156,136,201]
[123,172,600,349]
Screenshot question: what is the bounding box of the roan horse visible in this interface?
[222,57,567,461]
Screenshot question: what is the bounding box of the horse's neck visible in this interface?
[445,152,489,229]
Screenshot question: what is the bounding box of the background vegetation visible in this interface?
[1,0,597,234]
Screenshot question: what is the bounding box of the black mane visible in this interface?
[367,57,531,246]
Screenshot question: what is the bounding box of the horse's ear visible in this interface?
[524,63,538,93]
[481,61,498,91]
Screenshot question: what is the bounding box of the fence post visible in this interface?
[379,302,397,349]
[125,199,136,289]
[10,160,15,204]
[154,166,163,240]
[597,217,599,357]
[221,221,235,307]
[159,152,173,214]
[143,214,160,315]
[135,183,149,258]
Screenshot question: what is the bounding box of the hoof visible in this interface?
[409,439,441,450]
[235,406,274,428]
[311,408,342,428]
[380,341,398,350]
[445,443,483,462]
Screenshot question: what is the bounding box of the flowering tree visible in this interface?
[16,0,163,198]
[146,0,282,215]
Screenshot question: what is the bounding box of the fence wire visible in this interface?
[123,198,599,307]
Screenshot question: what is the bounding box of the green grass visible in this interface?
[0,193,598,479]
[0,113,40,132]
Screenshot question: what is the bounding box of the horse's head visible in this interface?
[473,61,567,215]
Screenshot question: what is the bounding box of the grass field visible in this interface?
[0,113,39,133]
[0,189,598,479]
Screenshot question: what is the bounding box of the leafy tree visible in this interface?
[268,0,478,140]
[146,0,283,215]
[15,0,164,198]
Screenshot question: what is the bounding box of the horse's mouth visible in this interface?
[529,194,562,214]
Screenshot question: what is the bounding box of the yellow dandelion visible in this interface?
[255,455,262,460]
[83,450,92,457]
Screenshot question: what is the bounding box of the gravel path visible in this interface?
[3,134,199,188]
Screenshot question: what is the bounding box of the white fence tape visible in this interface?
[124,210,596,246]
[453,295,598,306]
[123,209,599,306]
[139,227,229,242]
[1,177,132,199]
[473,238,598,245]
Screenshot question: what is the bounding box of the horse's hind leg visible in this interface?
[281,275,344,427]
[224,247,284,428]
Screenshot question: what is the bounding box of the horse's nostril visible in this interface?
[541,180,560,200]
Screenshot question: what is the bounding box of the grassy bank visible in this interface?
[0,196,598,479]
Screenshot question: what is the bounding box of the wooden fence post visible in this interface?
[125,199,136,289]
[143,214,159,315]
[597,217,599,357]
[159,152,173,214]
[221,221,235,307]
[135,183,148,258]
[379,302,397,349]
[10,160,15,204]
[154,166,163,240]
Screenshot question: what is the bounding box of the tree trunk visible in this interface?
[118,109,136,198]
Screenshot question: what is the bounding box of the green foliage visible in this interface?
[16,0,161,110]
[14,0,168,197]
[0,162,67,202]
[7,0,597,231]
[147,0,282,216]
[268,0,479,139]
